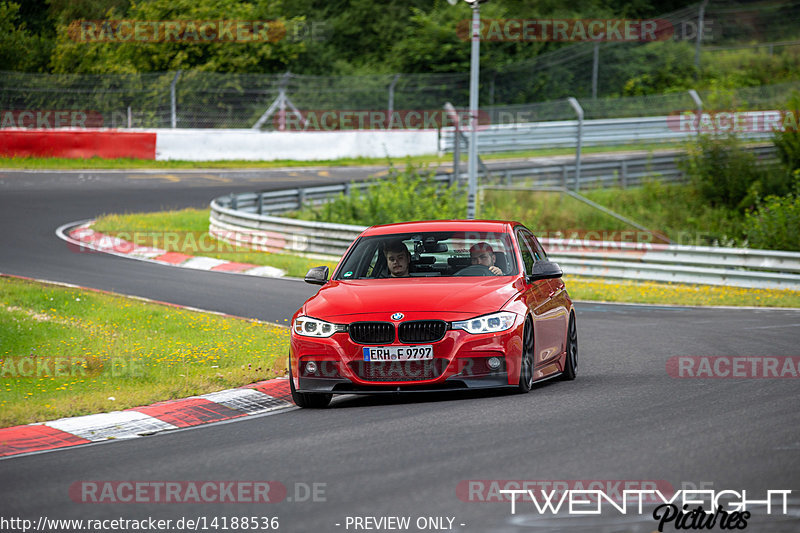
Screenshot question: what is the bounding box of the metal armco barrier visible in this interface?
[210,178,800,291]
[439,115,780,154]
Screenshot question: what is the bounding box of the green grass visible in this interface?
[0,142,690,170]
[566,277,800,308]
[91,207,800,309]
[482,181,747,247]
[92,208,339,278]
[0,276,290,428]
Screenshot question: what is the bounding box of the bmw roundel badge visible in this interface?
[391,312,404,321]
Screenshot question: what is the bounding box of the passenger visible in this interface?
[383,240,411,277]
[469,242,502,275]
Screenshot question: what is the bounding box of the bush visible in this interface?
[682,134,788,211]
[773,90,800,172]
[774,127,800,172]
[745,171,800,251]
[292,164,466,225]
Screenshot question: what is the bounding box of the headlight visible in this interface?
[452,312,517,334]
[293,316,344,338]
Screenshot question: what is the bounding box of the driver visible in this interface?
[383,240,411,277]
[469,242,502,275]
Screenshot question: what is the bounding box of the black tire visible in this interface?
[290,368,332,408]
[562,313,578,381]
[517,317,535,393]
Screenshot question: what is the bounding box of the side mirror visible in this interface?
[304,266,329,285]
[527,261,562,282]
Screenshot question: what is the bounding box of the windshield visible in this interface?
[335,231,518,280]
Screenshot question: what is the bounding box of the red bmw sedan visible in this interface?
[289,220,577,408]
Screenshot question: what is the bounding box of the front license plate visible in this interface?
[363,345,433,361]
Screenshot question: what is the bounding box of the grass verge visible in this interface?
[0,142,689,170]
[91,209,800,308]
[91,208,339,278]
[0,276,289,428]
[566,277,800,308]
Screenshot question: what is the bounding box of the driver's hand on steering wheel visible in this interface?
[488,266,502,275]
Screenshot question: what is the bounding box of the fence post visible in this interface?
[694,0,709,76]
[257,192,264,215]
[230,193,238,210]
[688,89,703,134]
[388,74,400,121]
[444,102,461,184]
[592,43,599,100]
[567,97,584,190]
[170,70,181,129]
[297,188,306,209]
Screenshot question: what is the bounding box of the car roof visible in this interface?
[361,220,519,236]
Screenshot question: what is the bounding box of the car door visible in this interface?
[517,228,568,368]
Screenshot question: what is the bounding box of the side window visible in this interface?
[516,230,536,275]
[531,235,547,260]
[520,231,543,262]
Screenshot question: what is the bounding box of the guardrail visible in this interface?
[214,146,776,214]
[210,187,800,291]
[439,115,780,154]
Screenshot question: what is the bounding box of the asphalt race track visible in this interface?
[1,168,799,533]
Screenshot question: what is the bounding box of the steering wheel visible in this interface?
[454,264,494,277]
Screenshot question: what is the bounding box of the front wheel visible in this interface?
[561,313,578,381]
[517,317,535,393]
[290,367,332,408]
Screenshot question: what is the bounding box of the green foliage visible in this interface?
[773,91,800,173]
[774,128,800,173]
[682,134,783,211]
[484,180,748,247]
[49,0,306,74]
[292,164,466,226]
[0,1,52,71]
[701,47,800,90]
[745,172,800,251]
[1,0,799,108]
[621,41,697,96]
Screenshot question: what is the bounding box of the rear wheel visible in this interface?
[517,317,535,393]
[290,367,332,408]
[562,313,578,381]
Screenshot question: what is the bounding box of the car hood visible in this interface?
[302,278,520,321]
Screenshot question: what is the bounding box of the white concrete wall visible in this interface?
[154,129,439,161]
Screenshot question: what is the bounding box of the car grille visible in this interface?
[398,320,447,343]
[348,322,395,344]
[349,359,446,382]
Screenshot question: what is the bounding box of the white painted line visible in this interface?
[181,256,229,270]
[200,388,290,415]
[244,265,286,278]
[44,411,178,442]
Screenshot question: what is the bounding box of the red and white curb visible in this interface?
[0,378,293,458]
[59,221,285,278]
